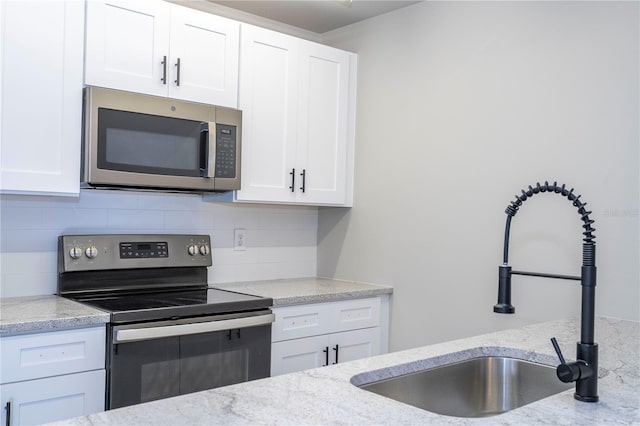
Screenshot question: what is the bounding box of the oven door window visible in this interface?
[108,325,271,410]
[180,324,271,394]
[109,336,181,409]
[97,108,205,177]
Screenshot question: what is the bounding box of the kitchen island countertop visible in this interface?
[49,316,639,425]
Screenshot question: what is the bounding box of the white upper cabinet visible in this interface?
[0,0,84,196]
[234,25,356,206]
[85,0,239,107]
[235,25,300,203]
[84,0,169,98]
[296,43,351,205]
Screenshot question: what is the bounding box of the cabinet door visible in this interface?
[85,0,170,96]
[0,0,84,195]
[235,25,299,203]
[168,5,239,107]
[329,327,381,365]
[271,335,329,376]
[0,370,105,426]
[296,43,352,205]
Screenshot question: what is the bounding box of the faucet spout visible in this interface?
[494,181,598,403]
[493,265,514,314]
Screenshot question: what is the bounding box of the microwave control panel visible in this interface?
[214,124,237,179]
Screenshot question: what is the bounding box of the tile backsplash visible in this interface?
[0,190,317,297]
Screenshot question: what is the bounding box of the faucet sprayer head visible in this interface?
[494,265,515,314]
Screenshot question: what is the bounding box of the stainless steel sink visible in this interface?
[358,356,573,418]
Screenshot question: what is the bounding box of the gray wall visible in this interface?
[319,1,639,351]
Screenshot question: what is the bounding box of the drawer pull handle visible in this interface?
[332,344,339,364]
[322,346,329,367]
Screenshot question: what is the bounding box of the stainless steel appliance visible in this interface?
[82,87,241,193]
[57,234,272,410]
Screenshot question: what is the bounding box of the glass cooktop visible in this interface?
[72,288,272,324]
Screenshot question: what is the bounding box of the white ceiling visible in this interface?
[207,0,421,34]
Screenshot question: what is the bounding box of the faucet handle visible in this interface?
[550,337,582,383]
[551,337,566,364]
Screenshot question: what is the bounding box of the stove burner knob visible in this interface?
[199,244,210,256]
[85,246,98,259]
[69,247,82,259]
[187,244,199,256]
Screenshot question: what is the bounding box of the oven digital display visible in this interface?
[120,242,168,259]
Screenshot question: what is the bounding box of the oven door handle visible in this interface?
[114,313,275,343]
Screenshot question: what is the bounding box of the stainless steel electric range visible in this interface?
[57,234,273,410]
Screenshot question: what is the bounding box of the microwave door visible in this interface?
[199,122,215,179]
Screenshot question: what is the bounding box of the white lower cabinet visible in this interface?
[0,370,105,426]
[272,328,380,376]
[270,297,385,376]
[0,327,106,426]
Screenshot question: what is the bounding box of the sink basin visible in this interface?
[358,356,573,418]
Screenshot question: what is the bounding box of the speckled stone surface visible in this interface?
[48,317,639,425]
[0,295,109,336]
[213,277,393,306]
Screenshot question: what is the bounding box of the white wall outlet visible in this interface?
[233,228,247,251]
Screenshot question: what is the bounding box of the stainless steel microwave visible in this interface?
[81,87,241,193]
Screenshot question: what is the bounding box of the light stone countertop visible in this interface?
[213,277,393,306]
[49,316,639,425]
[0,295,109,336]
[0,278,388,335]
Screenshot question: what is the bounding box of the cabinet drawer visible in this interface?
[329,297,381,333]
[0,327,105,384]
[272,297,381,342]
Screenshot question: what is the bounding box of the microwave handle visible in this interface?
[200,122,216,178]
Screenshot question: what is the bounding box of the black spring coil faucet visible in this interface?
[494,181,598,403]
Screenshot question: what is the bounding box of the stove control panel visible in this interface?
[59,234,212,272]
[120,242,168,259]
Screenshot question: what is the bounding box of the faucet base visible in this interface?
[574,393,599,403]
[575,342,599,403]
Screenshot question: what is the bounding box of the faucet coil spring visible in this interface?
[504,181,596,245]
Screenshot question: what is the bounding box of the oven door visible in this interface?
[107,311,273,409]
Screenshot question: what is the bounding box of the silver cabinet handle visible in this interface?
[114,313,274,343]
